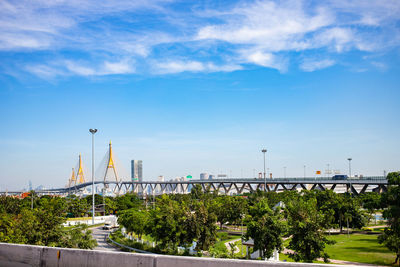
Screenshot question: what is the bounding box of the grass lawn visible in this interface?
[325,234,395,266]
[280,234,395,266]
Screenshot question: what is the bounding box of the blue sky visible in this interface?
[0,0,399,190]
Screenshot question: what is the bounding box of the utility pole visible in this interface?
[89,128,98,225]
[261,149,267,191]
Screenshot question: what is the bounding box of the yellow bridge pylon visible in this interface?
[77,153,85,184]
[68,168,76,187]
[104,141,119,183]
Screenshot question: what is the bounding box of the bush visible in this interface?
[217,232,229,241]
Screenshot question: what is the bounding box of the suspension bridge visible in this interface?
[0,140,389,196]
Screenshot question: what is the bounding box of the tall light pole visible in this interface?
[261,149,267,191]
[347,158,352,177]
[283,166,286,178]
[303,165,306,178]
[89,128,97,225]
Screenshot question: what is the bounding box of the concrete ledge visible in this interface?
[0,243,357,267]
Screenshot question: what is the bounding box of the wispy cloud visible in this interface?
[300,59,335,72]
[65,59,136,76]
[153,60,242,74]
[1,0,399,78]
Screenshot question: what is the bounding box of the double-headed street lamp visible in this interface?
[89,128,98,225]
[261,149,267,191]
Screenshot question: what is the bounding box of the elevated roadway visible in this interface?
[0,176,387,196]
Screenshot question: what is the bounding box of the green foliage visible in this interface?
[359,192,382,212]
[147,195,188,252]
[211,195,247,229]
[0,196,97,249]
[304,190,367,232]
[190,184,204,199]
[0,196,23,215]
[60,224,97,249]
[67,196,90,218]
[216,232,229,241]
[118,209,149,239]
[379,171,400,265]
[209,239,229,258]
[187,201,217,251]
[115,193,142,211]
[84,194,103,206]
[246,198,287,259]
[285,197,335,263]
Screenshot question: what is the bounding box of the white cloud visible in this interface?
[1,0,400,78]
[25,64,66,79]
[25,59,135,78]
[370,61,388,71]
[65,60,135,76]
[154,60,242,74]
[313,27,354,52]
[196,1,335,51]
[242,50,288,72]
[102,60,135,75]
[300,59,335,72]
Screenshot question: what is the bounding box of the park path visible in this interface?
[91,226,120,252]
[224,238,241,254]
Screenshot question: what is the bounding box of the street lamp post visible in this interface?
[261,149,267,191]
[303,165,306,178]
[283,166,286,179]
[89,128,97,225]
[347,158,352,178]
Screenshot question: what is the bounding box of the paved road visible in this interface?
[91,226,120,252]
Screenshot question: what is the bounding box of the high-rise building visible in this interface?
[131,160,143,182]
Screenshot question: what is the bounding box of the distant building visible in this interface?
[217,174,228,179]
[158,175,164,182]
[209,175,215,180]
[200,173,208,180]
[131,160,143,182]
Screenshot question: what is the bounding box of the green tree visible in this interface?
[104,197,117,214]
[147,195,187,252]
[115,193,142,211]
[119,209,149,239]
[379,171,400,265]
[246,198,287,259]
[211,195,247,229]
[336,194,366,232]
[0,196,22,215]
[0,213,26,243]
[285,197,334,263]
[359,192,382,223]
[67,196,89,217]
[190,184,204,200]
[60,224,97,249]
[186,201,217,251]
[0,195,97,249]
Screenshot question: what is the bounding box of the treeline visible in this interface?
[0,195,96,249]
[116,180,391,262]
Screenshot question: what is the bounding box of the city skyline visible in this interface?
[1,0,399,190]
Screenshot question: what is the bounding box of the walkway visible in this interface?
[91,226,120,252]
